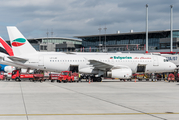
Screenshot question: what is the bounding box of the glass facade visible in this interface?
[42,38,82,45]
[79,30,179,50]
[31,44,40,51]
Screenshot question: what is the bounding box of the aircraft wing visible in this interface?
[88,59,113,71]
[0,56,37,69]
[7,56,28,63]
[0,53,32,69]
[88,59,131,71]
[0,59,26,68]
[0,59,39,70]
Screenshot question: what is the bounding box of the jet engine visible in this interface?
[107,68,132,79]
[4,66,15,73]
[0,64,15,72]
[79,67,98,74]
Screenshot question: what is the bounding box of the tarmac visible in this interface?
[0,80,178,120]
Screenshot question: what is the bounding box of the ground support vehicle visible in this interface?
[168,73,175,82]
[58,71,79,83]
[49,73,60,82]
[0,71,5,80]
[72,72,79,82]
[174,73,179,82]
[4,72,12,81]
[79,74,102,82]
[155,74,163,81]
[90,75,102,82]
[132,73,150,81]
[43,71,50,81]
[12,70,44,82]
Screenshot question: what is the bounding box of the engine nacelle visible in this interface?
[107,68,132,79]
[79,67,98,74]
[4,66,15,73]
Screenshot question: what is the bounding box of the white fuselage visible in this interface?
[17,52,176,74]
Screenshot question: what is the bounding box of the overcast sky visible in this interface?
[0,0,179,40]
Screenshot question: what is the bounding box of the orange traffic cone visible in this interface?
[89,79,91,84]
[135,77,136,83]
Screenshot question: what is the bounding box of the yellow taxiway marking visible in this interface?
[0,113,179,116]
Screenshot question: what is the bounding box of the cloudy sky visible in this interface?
[0,0,179,40]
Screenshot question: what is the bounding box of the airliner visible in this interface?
[3,26,176,81]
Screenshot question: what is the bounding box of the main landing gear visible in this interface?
[90,76,102,82]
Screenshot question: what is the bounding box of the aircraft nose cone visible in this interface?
[169,62,176,71]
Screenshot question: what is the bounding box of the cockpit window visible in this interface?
[164,59,168,62]
[12,71,17,75]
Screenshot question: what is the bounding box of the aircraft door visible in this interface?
[153,56,159,66]
[70,65,78,73]
[38,56,44,66]
[137,65,146,73]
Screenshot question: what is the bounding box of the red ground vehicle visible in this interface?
[12,70,44,82]
[168,73,175,82]
[58,71,79,83]
[175,73,179,82]
[0,71,5,80]
[49,73,60,82]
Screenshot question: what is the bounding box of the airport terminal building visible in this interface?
[4,29,179,53]
[76,29,179,52]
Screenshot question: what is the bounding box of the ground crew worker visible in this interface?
[78,73,81,82]
[152,73,155,81]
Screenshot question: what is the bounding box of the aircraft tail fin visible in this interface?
[7,26,37,56]
[0,37,14,56]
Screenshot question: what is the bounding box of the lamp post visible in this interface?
[146,4,148,53]
[104,26,107,52]
[98,27,102,52]
[170,5,173,52]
